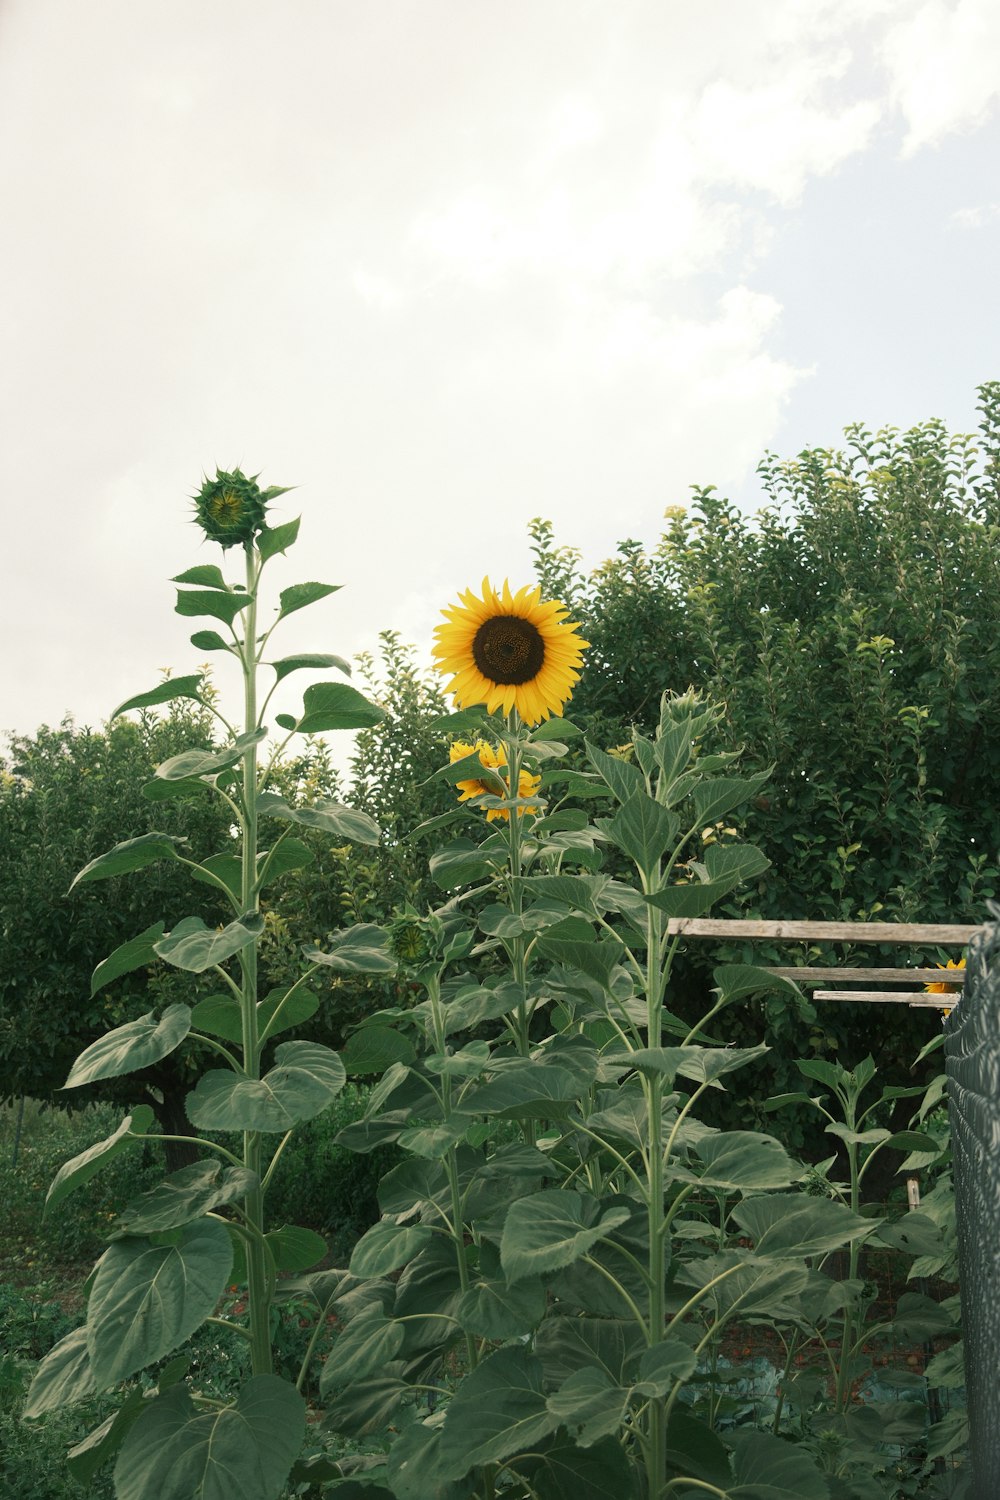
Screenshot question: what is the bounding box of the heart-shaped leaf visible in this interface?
[186,1041,346,1132]
[65,1004,191,1088]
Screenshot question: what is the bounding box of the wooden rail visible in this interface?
[665,919,977,943]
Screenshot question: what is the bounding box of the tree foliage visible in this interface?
[530,383,1000,1101]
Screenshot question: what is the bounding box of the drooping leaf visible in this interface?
[633,1338,699,1396]
[156,727,267,781]
[111,674,205,720]
[257,791,381,845]
[457,1275,547,1340]
[46,1106,155,1210]
[256,837,314,889]
[277,580,341,619]
[528,1434,640,1500]
[70,832,186,890]
[66,1389,146,1486]
[65,1004,192,1088]
[154,912,265,972]
[438,1345,559,1479]
[726,1428,831,1499]
[713,964,803,1004]
[113,1160,257,1237]
[321,1374,411,1436]
[186,1041,346,1132]
[732,1194,874,1259]
[90,922,165,997]
[429,838,498,888]
[462,1062,580,1119]
[114,1376,305,1500]
[500,1190,632,1283]
[350,1222,432,1279]
[545,1367,627,1446]
[691,769,772,828]
[87,1217,233,1386]
[307,924,396,974]
[672,1131,800,1191]
[319,1310,406,1394]
[270,651,350,682]
[23,1326,95,1418]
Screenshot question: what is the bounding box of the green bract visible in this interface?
[191,466,286,548]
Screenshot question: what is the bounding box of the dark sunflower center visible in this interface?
[473,616,545,684]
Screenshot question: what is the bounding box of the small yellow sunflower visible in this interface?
[450,740,542,822]
[924,956,965,995]
[433,578,588,724]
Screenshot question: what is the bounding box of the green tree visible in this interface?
[530,382,1000,1107]
[0,702,233,1148]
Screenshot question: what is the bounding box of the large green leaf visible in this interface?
[585,742,645,803]
[645,845,771,917]
[186,1041,346,1132]
[174,587,252,625]
[633,1338,699,1395]
[256,837,314,888]
[266,1224,328,1273]
[23,1326,95,1417]
[190,987,319,1046]
[341,1025,416,1074]
[189,629,232,653]
[156,727,267,781]
[114,1376,305,1500]
[307,923,397,974]
[545,1367,627,1446]
[66,1389,146,1486]
[46,1106,155,1210]
[111,674,205,720]
[319,1310,406,1394]
[277,580,341,619]
[113,1160,257,1237]
[438,1345,559,1479]
[519,874,612,918]
[321,1374,410,1436]
[534,918,624,988]
[90,922,165,997]
[277,680,385,734]
[458,1275,547,1340]
[726,1428,831,1499]
[529,1434,640,1500]
[429,838,498,888]
[462,1061,580,1119]
[500,1190,632,1283]
[674,1253,810,1326]
[606,1044,769,1087]
[70,832,185,890]
[598,793,679,876]
[350,1222,432,1279]
[713,963,802,1004]
[385,1420,469,1500]
[87,1217,233,1385]
[257,516,301,561]
[172,565,230,589]
[732,1194,874,1260]
[65,1004,191,1088]
[154,912,265,972]
[533,1314,643,1388]
[691,769,772,827]
[672,1131,800,1191]
[257,791,381,845]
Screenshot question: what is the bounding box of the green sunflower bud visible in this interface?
[193,468,274,549]
[387,911,445,968]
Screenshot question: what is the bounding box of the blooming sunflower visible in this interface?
[433,578,588,724]
[924,956,965,995]
[450,740,541,822]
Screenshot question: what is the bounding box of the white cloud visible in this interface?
[951,202,1000,229]
[882,0,1000,152]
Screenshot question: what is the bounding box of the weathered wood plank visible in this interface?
[764,966,966,985]
[666,919,977,943]
[813,990,955,1006]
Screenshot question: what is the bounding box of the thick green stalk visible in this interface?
[645,895,667,1500]
[427,971,478,1373]
[238,541,272,1378]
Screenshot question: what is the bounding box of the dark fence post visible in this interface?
[945,911,1000,1498]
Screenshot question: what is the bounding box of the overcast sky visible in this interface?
[2,0,999,760]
